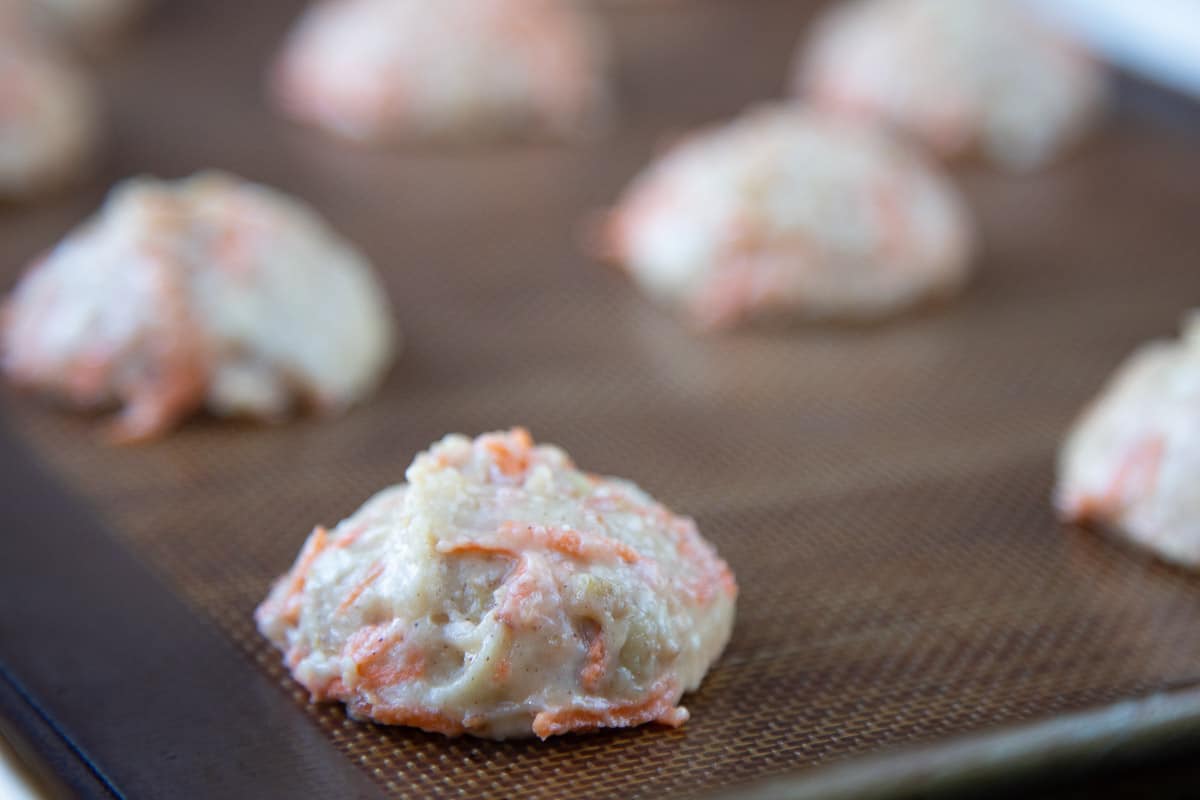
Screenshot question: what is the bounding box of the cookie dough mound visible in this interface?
[603,105,973,330]
[796,0,1106,170]
[0,33,98,199]
[1056,316,1200,569]
[272,0,611,145]
[2,171,396,440]
[257,428,737,739]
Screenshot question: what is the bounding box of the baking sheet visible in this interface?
[2,1,1200,797]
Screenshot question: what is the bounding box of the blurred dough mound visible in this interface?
[0,7,98,198]
[257,428,737,739]
[796,0,1106,170]
[28,0,145,46]
[1056,316,1200,569]
[2,171,396,441]
[272,0,611,144]
[604,105,973,330]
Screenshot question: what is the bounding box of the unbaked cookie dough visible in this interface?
[2,171,396,440]
[272,0,611,145]
[795,0,1106,170]
[0,23,98,199]
[1056,315,1200,569]
[602,105,973,330]
[257,428,737,739]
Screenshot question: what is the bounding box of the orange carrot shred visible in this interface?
[580,631,606,692]
[531,681,685,739]
[336,561,384,614]
[1077,435,1167,521]
[345,623,425,690]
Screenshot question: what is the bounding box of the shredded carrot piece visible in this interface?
[546,526,583,558]
[345,623,425,690]
[494,562,537,628]
[531,681,687,739]
[651,514,738,605]
[438,540,519,559]
[718,564,738,599]
[314,653,464,736]
[496,521,639,564]
[292,527,330,581]
[336,561,384,614]
[280,526,329,625]
[873,177,909,258]
[363,705,466,737]
[213,225,250,275]
[679,552,738,605]
[332,523,367,549]
[612,541,639,564]
[511,426,533,449]
[580,630,606,692]
[285,646,308,671]
[485,428,534,477]
[493,655,512,682]
[1074,436,1166,521]
[1108,436,1166,508]
[313,677,347,703]
[107,254,209,443]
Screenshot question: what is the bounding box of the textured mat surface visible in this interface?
[3,1,1200,797]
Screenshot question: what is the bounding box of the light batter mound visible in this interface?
[603,105,973,330]
[0,21,98,199]
[3,171,395,441]
[272,0,611,145]
[256,429,737,739]
[796,0,1106,171]
[1056,316,1200,569]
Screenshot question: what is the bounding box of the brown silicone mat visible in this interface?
[3,0,1200,797]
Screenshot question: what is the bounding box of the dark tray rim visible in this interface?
[0,411,385,800]
[711,683,1200,799]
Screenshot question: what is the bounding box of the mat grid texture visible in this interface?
[3,0,1200,797]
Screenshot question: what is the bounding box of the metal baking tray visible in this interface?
[2,1,1200,797]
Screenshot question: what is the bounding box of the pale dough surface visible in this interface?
[257,429,737,739]
[1057,315,1200,568]
[605,105,973,330]
[3,171,396,440]
[273,0,611,144]
[796,0,1107,170]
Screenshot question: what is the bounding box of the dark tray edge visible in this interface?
[0,666,116,799]
[713,683,1200,800]
[0,409,386,800]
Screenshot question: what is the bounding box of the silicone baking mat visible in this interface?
[2,1,1200,797]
